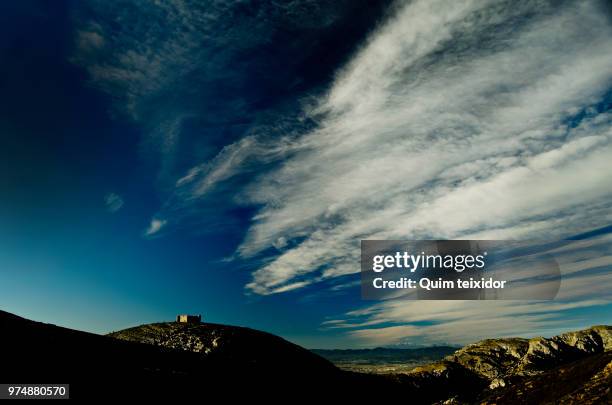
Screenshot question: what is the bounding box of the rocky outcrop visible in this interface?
[445,338,529,380]
[439,325,612,382]
[479,350,612,404]
[559,325,612,351]
[560,357,612,404]
[398,325,612,403]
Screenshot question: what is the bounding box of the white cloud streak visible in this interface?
[325,232,612,346]
[237,0,612,294]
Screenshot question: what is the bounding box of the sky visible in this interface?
[1,0,611,349]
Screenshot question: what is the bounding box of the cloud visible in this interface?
[235,0,612,294]
[173,135,297,199]
[144,218,167,237]
[104,192,124,213]
[70,0,357,190]
[72,0,350,116]
[75,28,105,52]
[327,298,611,347]
[341,301,609,347]
[323,232,612,346]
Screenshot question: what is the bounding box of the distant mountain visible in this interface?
[1,309,610,403]
[312,346,458,374]
[384,342,459,350]
[312,346,458,363]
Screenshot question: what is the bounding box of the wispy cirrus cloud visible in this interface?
[96,0,612,299]
[335,299,609,346]
[236,0,612,294]
[71,0,361,189]
[104,192,124,213]
[124,0,612,297]
[324,233,612,346]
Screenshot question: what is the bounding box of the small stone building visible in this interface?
[176,314,202,323]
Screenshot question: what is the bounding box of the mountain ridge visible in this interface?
[109,319,612,402]
[401,325,612,403]
[1,309,610,402]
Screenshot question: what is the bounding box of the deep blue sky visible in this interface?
[1,0,611,349]
[0,0,393,348]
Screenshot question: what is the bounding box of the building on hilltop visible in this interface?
[176,314,202,323]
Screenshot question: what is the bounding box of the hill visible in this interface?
[108,321,337,371]
[0,310,353,399]
[1,309,610,402]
